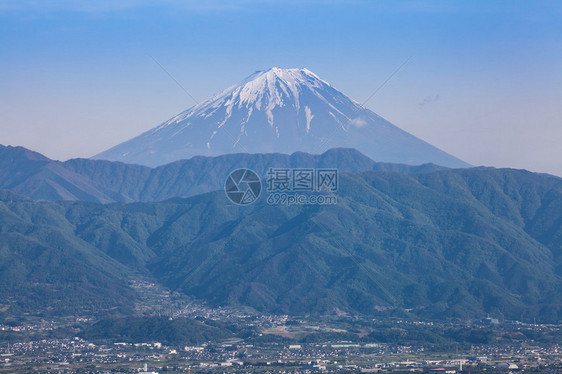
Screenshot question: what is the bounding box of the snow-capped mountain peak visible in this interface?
[93,67,469,168]
[158,67,349,131]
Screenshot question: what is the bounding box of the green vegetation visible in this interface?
[1,162,562,322]
[79,316,235,345]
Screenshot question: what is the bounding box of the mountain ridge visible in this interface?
[0,144,449,203]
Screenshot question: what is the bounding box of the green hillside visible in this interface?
[1,167,561,322]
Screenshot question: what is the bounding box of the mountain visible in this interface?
[93,67,470,168]
[0,193,136,317]
[1,166,562,322]
[147,169,562,321]
[0,145,446,203]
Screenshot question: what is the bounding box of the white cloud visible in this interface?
[350,117,367,128]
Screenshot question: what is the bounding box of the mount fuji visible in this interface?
[93,67,469,168]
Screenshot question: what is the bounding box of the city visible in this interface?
[2,296,562,373]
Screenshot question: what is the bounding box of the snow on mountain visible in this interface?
[93,67,470,168]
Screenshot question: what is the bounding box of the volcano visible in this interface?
[93,67,469,168]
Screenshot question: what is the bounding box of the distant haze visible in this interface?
[1,1,561,175]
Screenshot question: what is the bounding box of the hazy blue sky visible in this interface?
[1,0,561,175]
